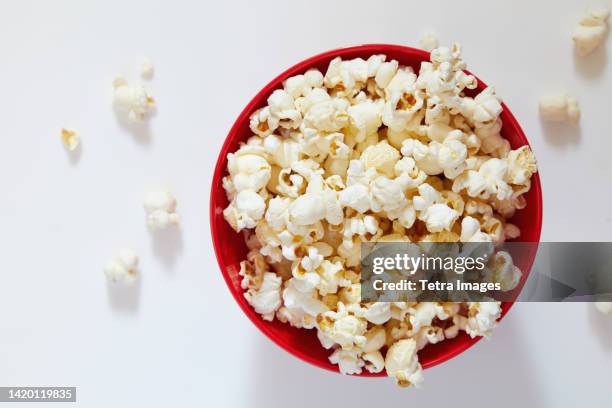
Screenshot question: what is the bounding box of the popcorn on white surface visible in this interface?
[140,57,154,79]
[539,94,580,124]
[61,128,80,151]
[144,191,180,230]
[104,249,139,284]
[419,31,439,52]
[221,42,538,387]
[113,76,155,123]
[573,8,610,56]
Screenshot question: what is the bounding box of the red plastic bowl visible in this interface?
[210,44,543,376]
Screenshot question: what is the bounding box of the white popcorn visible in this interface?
[385,339,424,388]
[268,89,301,129]
[61,128,80,151]
[360,141,400,177]
[465,302,501,338]
[318,303,367,350]
[348,100,383,142]
[223,190,266,231]
[363,302,392,325]
[250,107,279,137]
[506,146,537,185]
[573,8,610,56]
[539,94,580,124]
[409,303,448,333]
[363,326,387,352]
[401,139,443,175]
[303,98,349,132]
[490,251,521,291]
[245,272,282,321]
[419,31,439,52]
[329,348,364,375]
[140,57,154,79]
[460,216,492,243]
[144,191,180,231]
[221,46,539,387]
[281,279,328,329]
[595,302,612,315]
[363,351,385,373]
[112,76,154,123]
[420,203,459,233]
[104,249,138,284]
[227,153,272,193]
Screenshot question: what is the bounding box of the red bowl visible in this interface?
[210,44,543,376]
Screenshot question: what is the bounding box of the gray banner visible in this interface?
[0,387,76,403]
[361,242,612,302]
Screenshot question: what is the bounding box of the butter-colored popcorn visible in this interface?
[363,351,385,373]
[573,8,610,56]
[104,249,138,284]
[595,302,612,315]
[539,94,580,124]
[112,76,154,123]
[61,128,80,151]
[144,190,180,230]
[361,141,400,177]
[385,339,424,388]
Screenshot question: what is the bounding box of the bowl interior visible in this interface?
[210,44,543,375]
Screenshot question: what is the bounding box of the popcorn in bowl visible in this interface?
[220,44,538,387]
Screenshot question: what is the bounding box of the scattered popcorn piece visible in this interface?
[140,57,155,79]
[113,76,155,123]
[539,94,580,124]
[104,249,138,284]
[595,302,612,315]
[144,191,180,231]
[573,8,610,56]
[419,31,439,52]
[61,128,80,151]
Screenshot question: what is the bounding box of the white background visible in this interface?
[1,0,612,407]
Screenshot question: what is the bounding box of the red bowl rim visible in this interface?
[210,44,543,376]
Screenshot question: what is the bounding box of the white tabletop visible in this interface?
[1,0,611,406]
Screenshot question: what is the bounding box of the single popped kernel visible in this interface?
[61,128,80,151]
[140,57,154,79]
[113,75,155,123]
[144,190,180,231]
[573,8,610,56]
[539,94,580,124]
[104,249,139,284]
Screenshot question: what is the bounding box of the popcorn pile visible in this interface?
[222,44,538,387]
